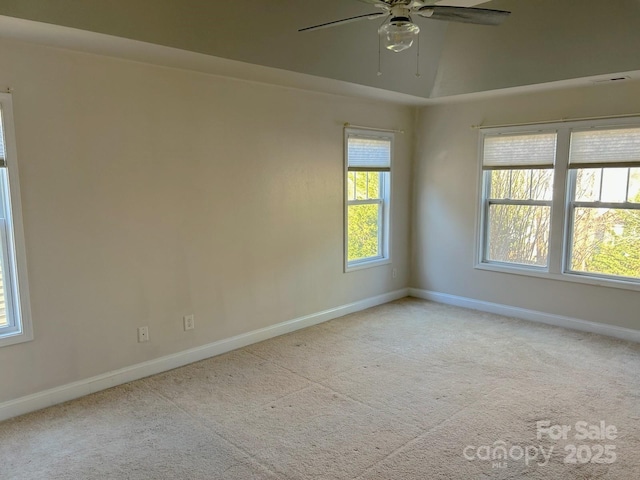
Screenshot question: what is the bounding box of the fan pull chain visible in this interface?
[415,31,421,78]
[377,34,382,76]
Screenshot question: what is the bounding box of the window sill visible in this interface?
[345,257,391,273]
[475,262,640,292]
[0,329,33,348]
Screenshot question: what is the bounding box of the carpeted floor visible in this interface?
[1,298,639,479]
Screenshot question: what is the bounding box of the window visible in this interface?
[567,127,640,280]
[344,129,392,271]
[478,118,640,289]
[0,93,33,347]
[481,133,556,267]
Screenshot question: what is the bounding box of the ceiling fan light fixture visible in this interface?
[378,19,420,53]
[420,8,434,18]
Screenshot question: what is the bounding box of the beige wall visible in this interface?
[413,80,640,330]
[4,24,640,407]
[0,39,413,403]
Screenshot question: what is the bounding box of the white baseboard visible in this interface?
[0,288,409,422]
[409,288,640,343]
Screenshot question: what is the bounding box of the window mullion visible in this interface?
[549,128,571,275]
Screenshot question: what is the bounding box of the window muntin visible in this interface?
[345,130,392,270]
[478,120,640,289]
[481,132,556,267]
[0,93,33,346]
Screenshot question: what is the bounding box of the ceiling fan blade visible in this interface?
[417,6,510,26]
[299,12,386,32]
[356,0,393,8]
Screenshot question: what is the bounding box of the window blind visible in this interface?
[483,132,557,169]
[569,127,640,168]
[347,135,391,171]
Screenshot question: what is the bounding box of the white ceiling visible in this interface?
[0,0,638,103]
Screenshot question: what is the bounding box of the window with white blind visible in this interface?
[0,93,33,347]
[478,118,640,289]
[567,127,640,281]
[344,129,392,271]
[480,132,556,267]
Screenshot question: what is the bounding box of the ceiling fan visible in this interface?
[299,0,511,53]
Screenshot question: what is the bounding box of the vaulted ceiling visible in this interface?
[0,0,638,103]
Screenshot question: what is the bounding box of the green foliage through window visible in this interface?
[570,169,640,279]
[347,171,384,262]
[348,204,380,261]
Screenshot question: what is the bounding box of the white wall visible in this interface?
[413,80,640,331]
[0,38,414,403]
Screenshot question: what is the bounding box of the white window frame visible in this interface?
[479,130,557,269]
[476,116,640,292]
[344,128,392,272]
[0,93,33,347]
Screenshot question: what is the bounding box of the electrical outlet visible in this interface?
[137,326,149,343]
[392,268,397,279]
[183,314,195,331]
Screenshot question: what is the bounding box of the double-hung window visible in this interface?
[478,118,640,289]
[566,127,640,280]
[344,129,392,271]
[0,93,33,347]
[480,132,556,267]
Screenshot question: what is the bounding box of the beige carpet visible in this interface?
[1,298,639,479]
